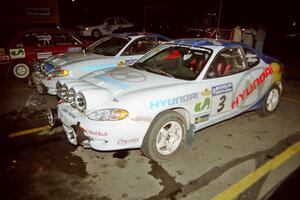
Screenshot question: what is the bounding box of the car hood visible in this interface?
[45,51,107,69]
[65,67,198,113]
[80,67,186,97]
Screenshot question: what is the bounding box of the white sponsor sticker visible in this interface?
[9,48,25,59]
[37,52,52,60]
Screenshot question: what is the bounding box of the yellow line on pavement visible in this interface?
[8,125,51,138]
[282,96,300,104]
[212,140,300,200]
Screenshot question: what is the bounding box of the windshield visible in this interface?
[132,45,212,80]
[87,36,130,56]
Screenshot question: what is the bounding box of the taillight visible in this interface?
[0,48,5,55]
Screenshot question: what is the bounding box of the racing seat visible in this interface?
[216,63,224,76]
[223,63,232,75]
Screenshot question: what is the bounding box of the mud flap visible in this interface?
[187,123,195,147]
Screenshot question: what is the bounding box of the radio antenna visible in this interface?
[216,0,223,40]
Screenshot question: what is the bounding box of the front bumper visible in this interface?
[41,78,58,95]
[31,71,46,87]
[57,103,150,151]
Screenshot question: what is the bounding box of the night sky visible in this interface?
[57,0,300,65]
[0,0,299,64]
[59,0,299,33]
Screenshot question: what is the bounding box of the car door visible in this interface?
[193,47,250,129]
[24,32,58,61]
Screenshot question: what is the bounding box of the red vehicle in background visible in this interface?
[0,28,89,80]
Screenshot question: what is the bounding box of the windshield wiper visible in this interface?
[143,66,174,78]
[131,62,145,70]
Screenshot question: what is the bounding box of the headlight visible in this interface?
[84,27,89,31]
[68,88,76,107]
[60,84,68,101]
[87,109,128,121]
[47,69,69,78]
[76,92,86,111]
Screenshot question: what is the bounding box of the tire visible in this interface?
[27,77,35,88]
[141,111,187,162]
[11,61,32,79]
[47,108,60,127]
[257,85,280,116]
[36,83,47,95]
[92,29,102,39]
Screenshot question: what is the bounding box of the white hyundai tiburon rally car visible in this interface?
[50,38,283,162]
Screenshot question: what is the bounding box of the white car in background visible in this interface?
[35,33,170,95]
[51,38,283,162]
[80,17,134,39]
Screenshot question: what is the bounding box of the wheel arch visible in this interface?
[92,29,102,37]
[148,107,192,132]
[141,107,192,162]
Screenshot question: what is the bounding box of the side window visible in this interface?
[206,48,246,78]
[53,33,78,46]
[36,33,54,47]
[122,37,154,55]
[106,18,115,25]
[22,33,54,47]
[243,47,260,68]
[116,18,126,25]
[21,34,40,47]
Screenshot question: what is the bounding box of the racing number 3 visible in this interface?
[217,95,226,113]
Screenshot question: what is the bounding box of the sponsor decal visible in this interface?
[37,35,52,44]
[111,70,146,82]
[270,63,282,83]
[150,92,198,109]
[86,130,108,137]
[95,75,129,89]
[117,138,139,145]
[195,114,209,124]
[62,108,75,119]
[37,52,52,60]
[232,66,273,109]
[194,89,211,113]
[9,48,25,59]
[125,59,136,66]
[68,47,82,52]
[117,60,126,67]
[212,82,233,96]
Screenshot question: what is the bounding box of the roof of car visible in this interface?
[174,38,242,47]
[14,27,75,34]
[174,38,277,63]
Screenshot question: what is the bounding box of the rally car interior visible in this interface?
[206,48,246,78]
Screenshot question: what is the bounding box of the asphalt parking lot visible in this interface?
[0,67,300,200]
